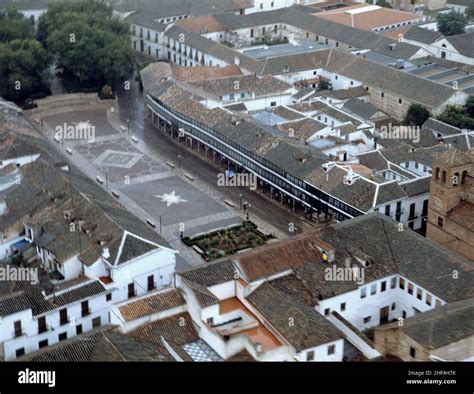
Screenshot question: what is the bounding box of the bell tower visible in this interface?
[427,148,473,259]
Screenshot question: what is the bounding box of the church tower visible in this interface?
[427,148,473,260]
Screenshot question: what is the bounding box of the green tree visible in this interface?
[318,80,333,91]
[0,39,51,102]
[437,102,474,129]
[0,5,34,43]
[403,104,430,126]
[465,95,474,118]
[39,0,134,89]
[467,0,474,19]
[437,12,467,36]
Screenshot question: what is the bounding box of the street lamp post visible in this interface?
[127,119,130,135]
[246,204,251,221]
[178,155,181,172]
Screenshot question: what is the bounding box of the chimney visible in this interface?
[234,56,240,66]
[102,244,110,259]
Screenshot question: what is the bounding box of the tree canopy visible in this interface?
[0,39,51,102]
[437,12,467,36]
[38,0,134,88]
[403,104,430,127]
[0,6,51,103]
[0,5,34,42]
[437,96,474,129]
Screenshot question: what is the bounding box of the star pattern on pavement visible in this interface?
[155,190,188,207]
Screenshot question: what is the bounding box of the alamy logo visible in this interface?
[324,265,365,285]
[18,369,56,388]
[379,124,420,144]
[217,170,257,191]
[55,121,96,143]
[0,266,39,285]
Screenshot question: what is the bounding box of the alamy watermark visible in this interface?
[379,124,420,144]
[55,121,96,143]
[324,264,365,285]
[0,266,39,285]
[217,170,257,191]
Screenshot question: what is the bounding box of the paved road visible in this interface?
[116,74,324,236]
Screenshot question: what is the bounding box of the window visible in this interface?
[128,283,135,298]
[363,316,371,324]
[399,278,405,290]
[370,284,377,295]
[39,339,48,349]
[14,320,23,338]
[417,288,423,300]
[106,293,112,302]
[390,277,396,289]
[385,205,390,216]
[381,281,386,292]
[327,344,335,355]
[92,317,101,328]
[360,288,367,298]
[402,310,407,319]
[340,302,346,312]
[409,347,416,358]
[59,308,68,325]
[81,301,90,317]
[58,332,67,342]
[408,283,414,295]
[38,316,47,334]
[426,294,432,306]
[381,92,384,98]
[438,217,444,228]
[398,98,402,104]
[207,317,214,326]
[324,308,330,316]
[307,351,314,361]
[391,303,396,311]
[147,275,155,291]
[76,325,83,335]
[16,348,25,358]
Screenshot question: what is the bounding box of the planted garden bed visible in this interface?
[182,221,273,261]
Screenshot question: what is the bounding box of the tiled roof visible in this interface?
[377,298,474,350]
[118,288,186,321]
[323,50,459,109]
[317,5,422,31]
[444,32,474,58]
[171,64,242,82]
[226,349,255,361]
[182,278,219,308]
[18,327,172,362]
[129,312,199,347]
[116,233,161,266]
[179,259,237,287]
[399,177,431,197]
[0,291,32,317]
[26,279,107,316]
[247,282,343,352]
[233,234,330,282]
[343,98,385,120]
[322,213,474,302]
[404,26,443,45]
[422,118,462,137]
[189,74,292,99]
